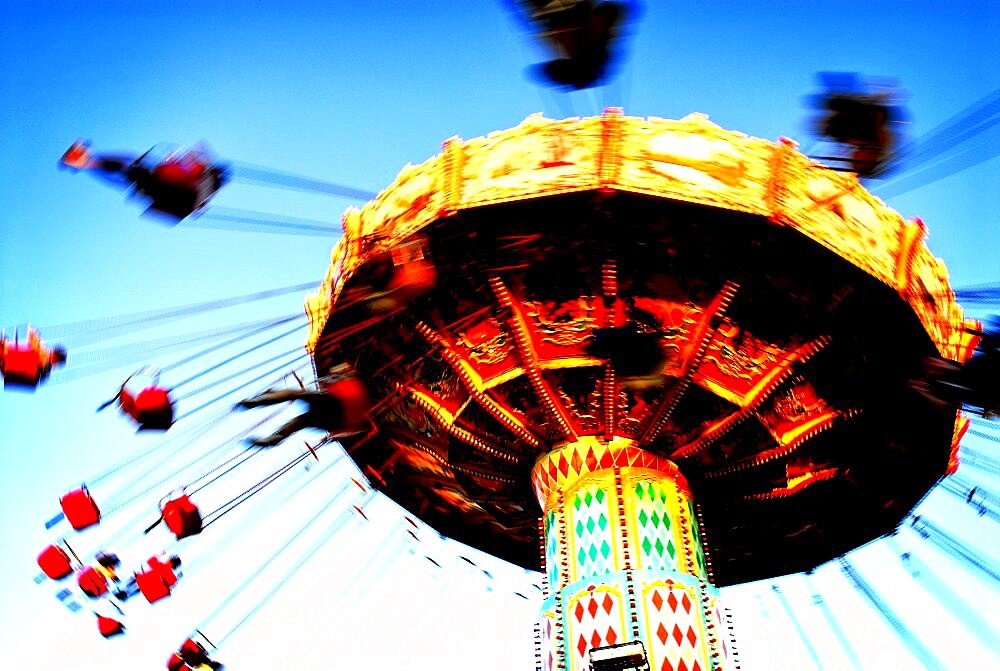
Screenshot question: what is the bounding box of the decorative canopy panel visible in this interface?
[306,110,975,586]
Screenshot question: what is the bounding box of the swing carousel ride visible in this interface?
[6,3,1000,670]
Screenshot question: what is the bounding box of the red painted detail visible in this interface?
[656,623,670,647]
[667,590,678,612]
[570,448,583,475]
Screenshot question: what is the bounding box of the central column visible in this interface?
[532,437,731,671]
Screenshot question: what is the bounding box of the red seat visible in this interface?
[133,387,174,430]
[60,488,101,530]
[326,376,370,434]
[166,652,189,671]
[97,615,125,638]
[179,638,210,666]
[37,544,74,580]
[147,556,179,587]
[1,346,43,388]
[77,566,109,599]
[154,158,205,189]
[162,496,202,540]
[135,569,171,603]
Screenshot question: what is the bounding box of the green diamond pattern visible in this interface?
[688,500,707,578]
[571,484,615,579]
[634,480,678,571]
[546,509,559,589]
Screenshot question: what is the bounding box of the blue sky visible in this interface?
[1,1,998,669]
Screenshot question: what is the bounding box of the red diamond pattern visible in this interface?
[656,623,668,645]
[602,594,614,614]
[590,631,602,649]
[574,601,585,622]
[587,597,599,618]
[577,635,588,658]
[667,591,679,612]
[646,586,709,671]
[606,627,617,646]
[599,447,614,469]
[585,447,598,472]
[547,460,557,483]
[558,453,570,477]
[570,448,583,475]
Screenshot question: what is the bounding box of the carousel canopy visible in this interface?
[306,109,973,586]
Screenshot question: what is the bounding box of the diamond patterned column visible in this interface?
[534,440,728,671]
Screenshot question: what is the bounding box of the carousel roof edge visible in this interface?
[305,109,970,362]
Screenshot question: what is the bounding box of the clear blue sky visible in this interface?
[1,1,998,669]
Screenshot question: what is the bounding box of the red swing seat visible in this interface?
[162,496,202,540]
[77,566,109,599]
[60,488,101,530]
[37,544,73,580]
